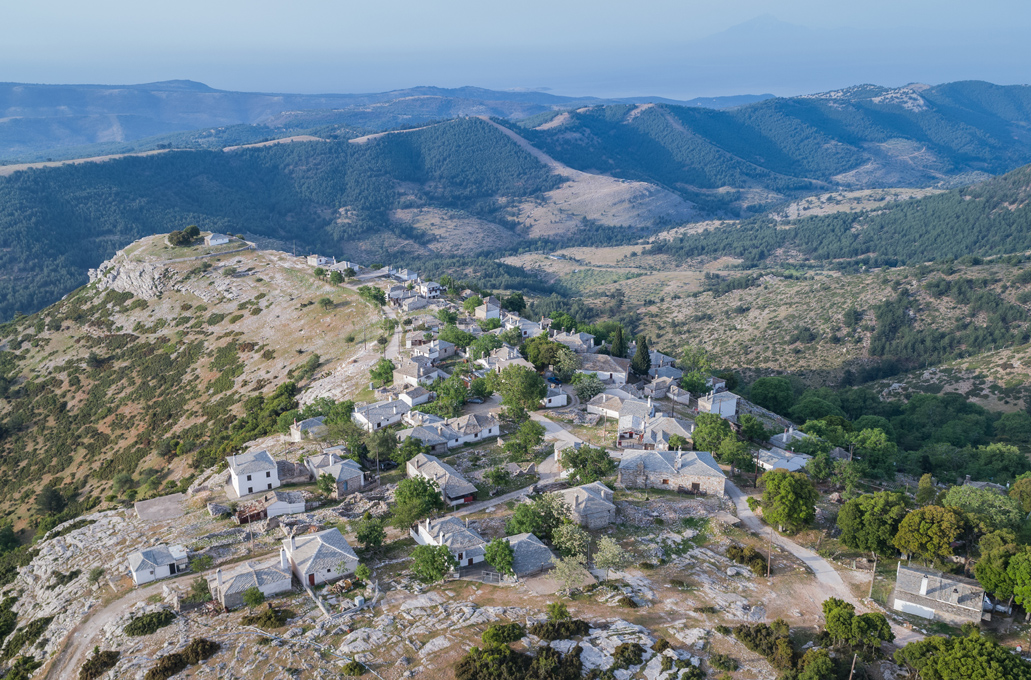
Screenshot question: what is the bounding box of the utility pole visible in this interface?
[869,552,877,599]
[767,527,773,578]
[847,652,858,680]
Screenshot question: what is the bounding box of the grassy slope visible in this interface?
[0,235,378,530]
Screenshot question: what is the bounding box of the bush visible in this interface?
[709,652,738,671]
[144,653,187,680]
[341,660,366,676]
[528,619,591,641]
[727,544,768,576]
[612,642,645,669]
[1,616,53,661]
[79,649,119,680]
[653,638,671,653]
[181,638,220,664]
[617,595,637,608]
[240,606,292,630]
[124,610,175,636]
[482,623,525,647]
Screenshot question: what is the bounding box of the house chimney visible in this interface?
[289,534,296,552]
[919,575,929,596]
[647,396,652,410]
[280,547,289,570]
[216,568,223,589]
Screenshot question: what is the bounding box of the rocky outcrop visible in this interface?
[88,255,169,300]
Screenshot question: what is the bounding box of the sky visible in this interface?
[3,1,1031,98]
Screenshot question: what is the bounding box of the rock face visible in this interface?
[89,255,169,300]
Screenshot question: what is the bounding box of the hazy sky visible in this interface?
[3,1,1030,97]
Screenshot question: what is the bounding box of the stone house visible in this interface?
[618,449,726,496]
[228,449,280,497]
[209,551,293,609]
[204,233,231,246]
[393,357,449,387]
[578,354,631,385]
[283,528,359,587]
[412,339,456,364]
[541,387,568,408]
[892,564,986,626]
[474,296,502,320]
[127,544,189,586]
[697,391,739,418]
[505,533,556,577]
[650,365,684,380]
[407,453,478,506]
[352,398,410,432]
[552,331,596,354]
[644,377,676,399]
[399,386,434,407]
[418,281,442,298]
[289,416,328,442]
[554,482,616,529]
[757,447,812,472]
[305,453,366,498]
[411,517,486,568]
[307,254,336,267]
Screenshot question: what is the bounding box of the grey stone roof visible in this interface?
[619,399,653,420]
[293,416,326,432]
[505,533,556,575]
[398,425,453,447]
[408,453,477,498]
[445,413,498,436]
[619,449,725,478]
[402,386,430,400]
[555,483,615,517]
[895,565,984,612]
[553,331,595,351]
[580,354,631,375]
[260,490,306,508]
[284,528,358,576]
[228,449,277,475]
[211,557,292,597]
[588,393,626,412]
[354,399,410,422]
[128,544,186,572]
[757,447,811,469]
[650,366,683,380]
[644,417,693,441]
[421,517,487,552]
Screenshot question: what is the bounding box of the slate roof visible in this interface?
[553,331,595,351]
[505,533,556,575]
[651,366,684,380]
[408,453,477,499]
[354,399,410,422]
[619,399,653,420]
[619,449,725,478]
[397,424,454,447]
[228,449,277,475]
[260,490,305,508]
[757,447,812,470]
[555,482,616,517]
[895,565,984,612]
[285,528,358,576]
[293,416,326,432]
[421,517,487,552]
[580,354,631,374]
[445,413,498,436]
[308,454,364,483]
[211,558,292,597]
[128,544,187,572]
[588,393,626,413]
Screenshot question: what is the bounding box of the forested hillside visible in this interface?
[650,163,1031,266]
[513,81,1031,213]
[0,118,562,319]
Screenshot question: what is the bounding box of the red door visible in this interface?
[308,573,315,586]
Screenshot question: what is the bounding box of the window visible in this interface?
[246,474,252,481]
[266,471,271,478]
[247,487,253,494]
[662,479,669,485]
[267,483,273,490]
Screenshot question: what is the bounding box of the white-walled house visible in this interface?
[128,544,189,586]
[257,490,307,518]
[697,391,739,418]
[352,398,410,432]
[757,447,812,473]
[407,453,478,506]
[541,387,568,408]
[399,386,433,408]
[307,254,336,267]
[418,281,443,298]
[209,550,293,609]
[411,517,486,568]
[228,449,280,497]
[204,233,231,246]
[283,528,359,587]
[578,355,631,385]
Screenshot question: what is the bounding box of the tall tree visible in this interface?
[692,413,735,452]
[484,538,515,575]
[631,335,651,376]
[915,473,937,505]
[506,494,569,541]
[892,505,966,561]
[942,485,1023,534]
[610,326,627,358]
[749,377,795,415]
[410,544,459,583]
[836,491,909,555]
[759,470,818,533]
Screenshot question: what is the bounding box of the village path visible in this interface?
[726,481,922,645]
[43,571,208,680]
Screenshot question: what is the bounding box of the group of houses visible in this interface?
[226,448,374,501]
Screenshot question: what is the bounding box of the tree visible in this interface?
[610,326,627,358]
[631,335,651,376]
[463,295,483,314]
[506,494,569,541]
[502,292,526,313]
[552,523,590,559]
[168,230,191,246]
[562,444,616,484]
[805,452,833,481]
[848,428,897,479]
[437,308,458,325]
[571,372,604,401]
[351,513,386,550]
[313,267,326,279]
[329,270,344,284]
[355,563,372,582]
[593,536,629,571]
[394,436,430,465]
[894,633,1031,680]
[36,486,65,515]
[365,429,397,470]
[343,267,356,280]
[439,324,476,348]
[679,370,711,395]
[546,601,571,621]
[790,397,845,423]
[391,477,445,528]
[498,327,523,346]
[524,335,566,371]
[550,555,591,593]
[469,334,503,360]
[893,505,966,561]
[749,377,794,415]
[942,485,1023,534]
[717,438,752,474]
[242,587,265,611]
[836,492,909,555]
[553,348,582,383]
[692,413,735,452]
[370,358,394,385]
[738,413,767,442]
[479,317,502,331]
[317,473,336,496]
[484,538,515,575]
[759,470,818,534]
[410,544,458,583]
[975,531,1018,599]
[504,419,546,461]
[184,225,201,238]
[485,466,511,491]
[916,473,937,506]
[832,460,862,499]
[1012,475,1031,514]
[495,365,548,412]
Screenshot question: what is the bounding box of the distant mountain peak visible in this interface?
[131,80,217,92]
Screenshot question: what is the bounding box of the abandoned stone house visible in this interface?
[891,564,986,626]
[617,449,726,496]
[554,482,616,529]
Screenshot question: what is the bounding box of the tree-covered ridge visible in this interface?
[513,81,1031,213]
[651,164,1031,265]
[0,118,562,319]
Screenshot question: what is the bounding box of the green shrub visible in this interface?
[528,619,590,641]
[181,638,220,664]
[1,616,53,661]
[617,595,637,608]
[79,649,120,680]
[124,610,175,636]
[727,544,768,576]
[709,652,738,671]
[482,623,525,647]
[240,606,292,630]
[612,642,645,669]
[144,653,187,680]
[341,660,365,676]
[652,638,671,653]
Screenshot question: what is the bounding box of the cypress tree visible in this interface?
[610,326,627,358]
[631,334,651,376]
